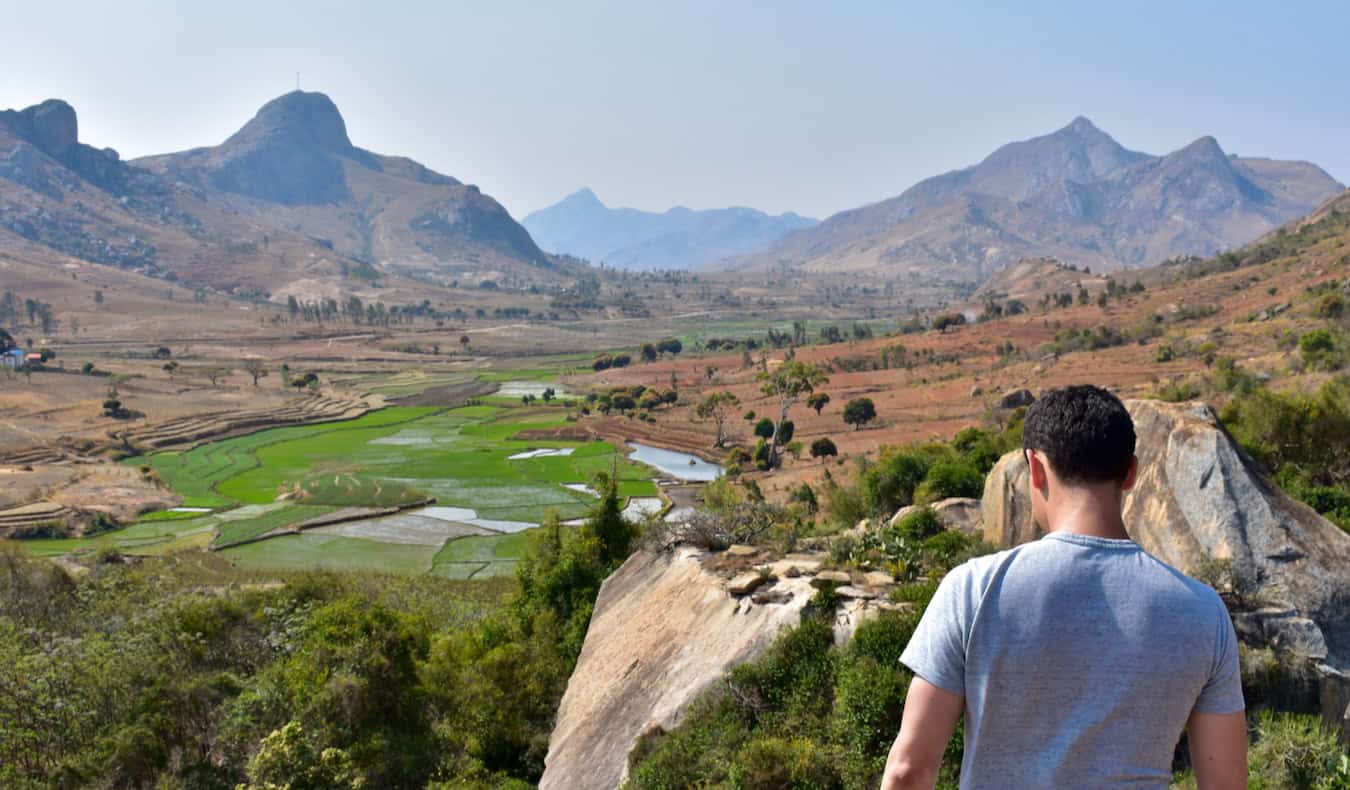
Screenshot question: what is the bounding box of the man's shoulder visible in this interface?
[940,542,1038,594]
[948,538,1226,612]
[1134,549,1229,611]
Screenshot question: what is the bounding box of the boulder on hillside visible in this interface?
[998,388,1036,409]
[541,547,893,790]
[540,548,813,790]
[889,497,984,537]
[982,399,1350,734]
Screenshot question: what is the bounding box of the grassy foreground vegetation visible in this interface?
[0,473,638,789]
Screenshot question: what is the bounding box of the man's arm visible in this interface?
[880,676,964,790]
[1187,710,1247,790]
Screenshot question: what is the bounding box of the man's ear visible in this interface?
[1121,455,1139,491]
[1026,448,1047,490]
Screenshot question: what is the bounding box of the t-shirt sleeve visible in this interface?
[1193,597,1245,715]
[899,564,970,697]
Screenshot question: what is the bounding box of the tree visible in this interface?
[695,391,740,448]
[932,313,966,333]
[810,437,838,462]
[589,472,636,567]
[754,417,776,439]
[240,721,361,790]
[612,394,637,413]
[1316,293,1345,319]
[638,390,665,411]
[153,346,172,359]
[843,397,877,430]
[807,392,831,415]
[102,387,126,418]
[205,368,230,387]
[460,334,471,350]
[656,338,683,357]
[757,360,828,468]
[162,361,178,381]
[542,387,556,403]
[243,359,268,387]
[640,343,658,363]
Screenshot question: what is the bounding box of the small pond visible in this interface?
[627,442,723,482]
[495,381,567,398]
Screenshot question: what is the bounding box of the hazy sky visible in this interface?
[3,1,1346,220]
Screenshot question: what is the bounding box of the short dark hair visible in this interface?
[1022,385,1136,485]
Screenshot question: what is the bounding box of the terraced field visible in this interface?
[23,402,665,577]
[19,513,218,558]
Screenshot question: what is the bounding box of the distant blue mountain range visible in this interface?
[522,188,816,271]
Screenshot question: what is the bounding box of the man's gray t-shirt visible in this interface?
[900,532,1244,789]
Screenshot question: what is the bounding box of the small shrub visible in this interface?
[1246,710,1349,789]
[913,460,983,504]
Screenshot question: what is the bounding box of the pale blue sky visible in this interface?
[3,1,1346,219]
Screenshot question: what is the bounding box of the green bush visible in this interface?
[892,507,943,542]
[1246,710,1349,789]
[860,451,929,517]
[1156,379,1202,403]
[914,460,983,504]
[1221,380,1350,530]
[1212,357,1259,395]
[1299,329,1340,370]
[729,736,844,790]
[1315,292,1345,319]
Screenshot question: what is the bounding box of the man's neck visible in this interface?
[1046,490,1132,541]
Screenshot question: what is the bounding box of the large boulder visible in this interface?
[998,388,1036,409]
[983,399,1350,734]
[540,548,814,790]
[982,452,1038,546]
[541,547,895,789]
[890,497,984,537]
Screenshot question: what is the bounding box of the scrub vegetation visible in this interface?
[0,474,638,790]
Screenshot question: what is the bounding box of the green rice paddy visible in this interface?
[19,514,218,558]
[221,533,443,575]
[23,400,665,578]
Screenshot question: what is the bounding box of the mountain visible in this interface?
[0,92,560,297]
[523,187,816,270]
[725,117,1343,280]
[136,91,550,279]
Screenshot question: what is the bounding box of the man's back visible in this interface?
[901,532,1244,788]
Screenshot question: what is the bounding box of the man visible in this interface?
[882,385,1247,789]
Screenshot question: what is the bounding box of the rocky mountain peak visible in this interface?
[1061,115,1103,136]
[561,186,605,209]
[1173,134,1229,163]
[0,99,79,155]
[225,90,353,153]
